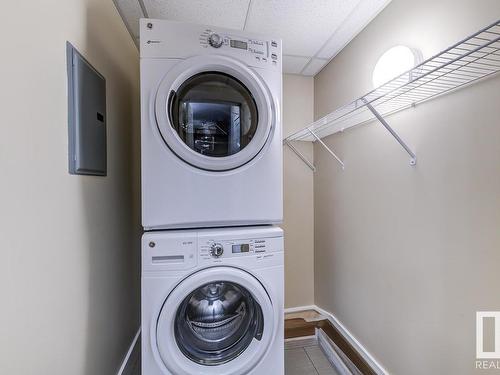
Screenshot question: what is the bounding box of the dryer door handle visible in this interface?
[167,89,177,128]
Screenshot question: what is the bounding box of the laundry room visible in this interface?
[1,1,499,375]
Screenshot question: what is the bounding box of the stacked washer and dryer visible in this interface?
[140,19,284,375]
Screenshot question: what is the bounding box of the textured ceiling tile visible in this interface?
[113,0,144,38]
[113,0,392,76]
[283,55,310,74]
[317,0,391,59]
[143,0,250,29]
[245,0,362,57]
[301,58,329,76]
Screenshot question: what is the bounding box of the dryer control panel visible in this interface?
[140,19,282,71]
[198,29,280,68]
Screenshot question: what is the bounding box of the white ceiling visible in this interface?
[113,0,391,76]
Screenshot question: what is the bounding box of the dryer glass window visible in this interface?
[174,281,264,366]
[169,72,258,157]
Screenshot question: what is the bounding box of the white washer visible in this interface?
[142,226,284,375]
[140,19,283,230]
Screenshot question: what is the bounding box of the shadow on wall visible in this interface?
[80,2,141,374]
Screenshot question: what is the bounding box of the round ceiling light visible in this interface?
[372,45,422,88]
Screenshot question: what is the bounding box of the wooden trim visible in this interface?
[318,319,377,375]
[284,315,376,375]
[284,305,317,314]
[284,318,316,339]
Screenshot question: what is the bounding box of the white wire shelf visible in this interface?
[284,19,500,169]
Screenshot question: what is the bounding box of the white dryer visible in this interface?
[142,226,284,375]
[140,19,283,230]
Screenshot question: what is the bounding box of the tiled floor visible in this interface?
[285,343,340,375]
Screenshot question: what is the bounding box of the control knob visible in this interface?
[208,33,223,48]
[210,243,224,258]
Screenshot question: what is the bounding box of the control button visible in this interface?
[208,33,223,48]
[271,53,278,60]
[210,243,224,258]
[271,40,278,47]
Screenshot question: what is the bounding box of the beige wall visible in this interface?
[0,1,141,374]
[282,74,315,308]
[313,0,500,374]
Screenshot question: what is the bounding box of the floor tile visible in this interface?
[305,346,336,370]
[317,368,340,375]
[285,348,318,375]
[285,336,318,350]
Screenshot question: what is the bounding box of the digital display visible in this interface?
[232,244,250,253]
[230,40,248,50]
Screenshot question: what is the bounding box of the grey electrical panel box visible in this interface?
[67,42,107,176]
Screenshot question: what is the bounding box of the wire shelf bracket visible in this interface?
[362,98,417,166]
[308,128,345,170]
[285,139,316,172]
[283,19,500,170]
[284,128,345,172]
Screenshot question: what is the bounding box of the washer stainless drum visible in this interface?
[173,279,264,365]
[140,19,283,230]
[142,226,284,375]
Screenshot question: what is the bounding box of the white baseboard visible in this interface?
[287,305,389,375]
[117,327,141,375]
[284,305,317,314]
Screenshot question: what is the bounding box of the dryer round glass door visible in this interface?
[155,55,276,171]
[169,73,258,158]
[154,267,277,374]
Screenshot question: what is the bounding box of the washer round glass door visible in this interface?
[175,280,263,365]
[155,267,277,374]
[155,55,276,171]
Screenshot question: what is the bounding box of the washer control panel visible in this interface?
[210,243,224,258]
[143,227,283,271]
[200,236,275,262]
